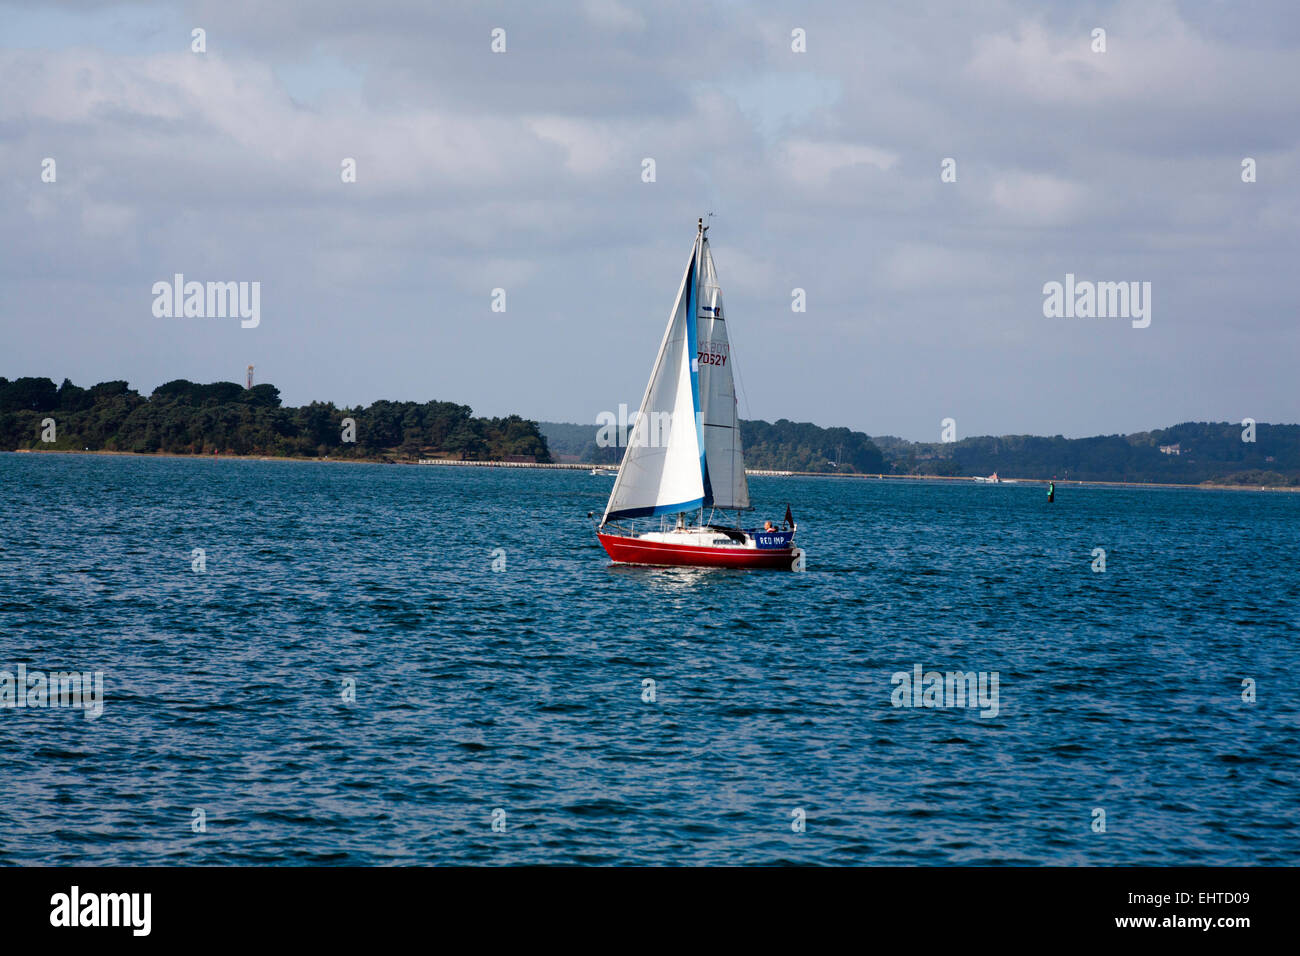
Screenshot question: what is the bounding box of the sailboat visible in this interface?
[595,218,802,570]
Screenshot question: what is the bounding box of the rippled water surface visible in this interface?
[1,453,1297,865]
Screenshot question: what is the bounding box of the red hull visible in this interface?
[597,532,797,570]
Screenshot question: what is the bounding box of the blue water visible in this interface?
[1,453,1296,865]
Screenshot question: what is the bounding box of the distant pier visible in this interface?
[415,458,798,475]
[416,458,590,469]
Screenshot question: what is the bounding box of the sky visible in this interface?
[1,0,1297,441]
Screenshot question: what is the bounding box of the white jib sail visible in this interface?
[696,237,751,512]
[602,240,706,523]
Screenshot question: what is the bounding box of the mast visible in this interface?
[694,216,751,515]
[698,217,708,527]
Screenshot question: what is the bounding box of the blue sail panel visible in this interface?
[605,497,706,522]
[686,238,710,507]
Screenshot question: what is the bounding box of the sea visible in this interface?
[1,453,1296,865]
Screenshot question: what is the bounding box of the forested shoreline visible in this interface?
[0,376,551,462]
[3,375,1295,485]
[870,423,1300,486]
[540,418,887,473]
[541,419,1300,485]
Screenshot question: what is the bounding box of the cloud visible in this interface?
[1,0,1298,440]
[582,0,646,32]
[989,171,1087,225]
[778,139,898,188]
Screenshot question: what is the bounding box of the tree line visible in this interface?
[540,418,886,473]
[543,417,1300,484]
[6,376,1293,484]
[0,376,551,462]
[872,422,1300,485]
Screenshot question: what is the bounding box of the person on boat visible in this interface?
[764,520,776,532]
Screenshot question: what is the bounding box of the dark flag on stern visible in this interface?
[784,504,794,529]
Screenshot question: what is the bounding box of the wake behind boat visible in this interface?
[595,218,803,571]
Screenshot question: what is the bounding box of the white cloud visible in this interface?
[778,139,898,188]
[583,0,646,32]
[1,0,1297,439]
[527,116,620,176]
[989,172,1087,225]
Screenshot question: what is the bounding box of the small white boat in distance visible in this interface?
[590,468,617,476]
[973,472,1018,484]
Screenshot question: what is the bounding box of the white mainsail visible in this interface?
[602,237,706,522]
[696,236,751,512]
[601,221,751,525]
